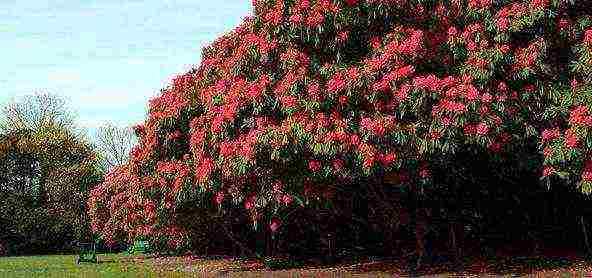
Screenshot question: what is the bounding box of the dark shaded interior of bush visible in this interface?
[173,148,591,266]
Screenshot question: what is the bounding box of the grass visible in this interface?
[0,254,188,278]
[2,251,592,277]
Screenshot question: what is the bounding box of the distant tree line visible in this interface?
[0,93,135,256]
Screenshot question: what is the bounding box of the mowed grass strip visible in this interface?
[0,254,187,278]
[3,253,592,277]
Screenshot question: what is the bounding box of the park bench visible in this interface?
[126,240,152,255]
[76,242,98,264]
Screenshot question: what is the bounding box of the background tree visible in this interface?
[0,92,76,134]
[94,123,137,171]
[0,93,102,255]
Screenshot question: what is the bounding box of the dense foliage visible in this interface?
[0,94,103,256]
[88,0,592,252]
[0,128,102,255]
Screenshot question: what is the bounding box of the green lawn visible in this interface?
[0,254,188,278]
[2,253,592,277]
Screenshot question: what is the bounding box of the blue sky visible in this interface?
[0,0,251,136]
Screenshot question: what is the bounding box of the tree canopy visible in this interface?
[0,94,102,255]
[88,0,592,250]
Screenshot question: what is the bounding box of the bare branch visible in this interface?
[95,123,137,170]
[0,92,76,134]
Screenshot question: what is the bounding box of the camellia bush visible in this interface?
[89,0,592,252]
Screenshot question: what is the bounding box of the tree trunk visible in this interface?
[449,221,459,263]
[581,216,591,255]
[218,221,254,257]
[415,207,427,270]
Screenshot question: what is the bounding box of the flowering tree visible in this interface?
[88,0,592,250]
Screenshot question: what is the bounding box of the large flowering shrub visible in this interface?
[89,0,592,247]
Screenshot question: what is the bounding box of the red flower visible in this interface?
[360,117,373,132]
[476,122,489,136]
[273,180,284,192]
[429,131,442,140]
[396,65,415,79]
[305,11,324,27]
[419,169,431,179]
[480,0,492,9]
[327,74,346,93]
[465,85,480,100]
[307,82,322,101]
[346,67,360,82]
[247,82,263,99]
[496,17,509,32]
[542,166,554,177]
[447,26,458,37]
[363,156,375,169]
[565,129,579,148]
[530,0,548,10]
[289,13,302,24]
[270,218,281,233]
[337,31,349,43]
[541,128,560,142]
[133,124,146,136]
[380,153,397,166]
[281,194,293,205]
[332,159,344,171]
[308,160,322,172]
[571,79,579,91]
[481,93,492,103]
[350,134,361,146]
[279,95,298,108]
[584,29,592,45]
[168,130,182,140]
[245,195,256,210]
[569,106,589,126]
[219,141,235,158]
[370,37,381,49]
[488,142,502,153]
[464,124,476,135]
[399,30,424,55]
[214,191,224,205]
[345,0,358,6]
[557,19,569,30]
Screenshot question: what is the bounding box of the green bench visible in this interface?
[76,243,97,264]
[126,240,152,255]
